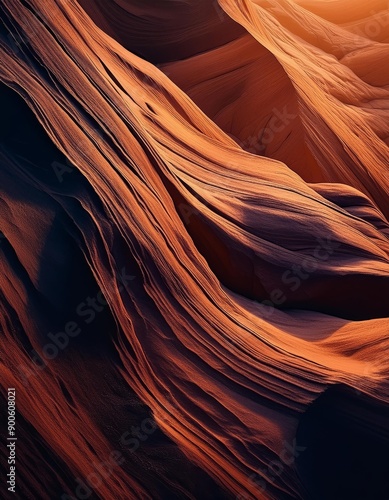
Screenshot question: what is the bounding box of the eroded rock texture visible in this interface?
[0,1,389,499]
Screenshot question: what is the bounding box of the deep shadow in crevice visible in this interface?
[296,385,389,500]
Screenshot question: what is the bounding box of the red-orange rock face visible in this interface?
[0,1,389,499]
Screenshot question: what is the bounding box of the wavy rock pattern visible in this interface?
[0,1,388,499]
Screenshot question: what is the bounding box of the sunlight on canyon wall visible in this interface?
[0,1,389,499]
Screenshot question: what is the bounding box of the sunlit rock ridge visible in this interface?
[0,1,389,499]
